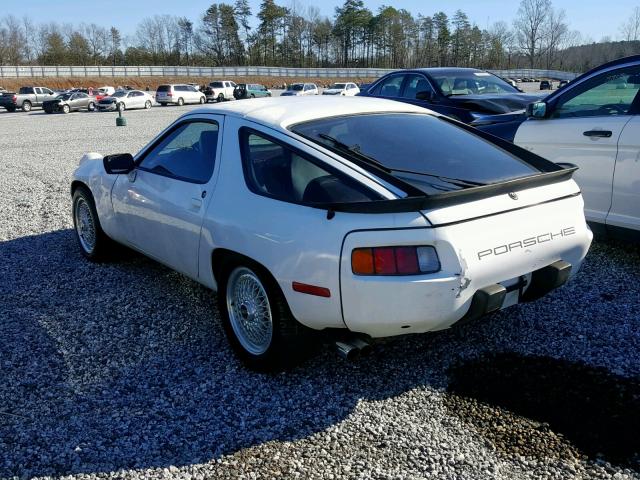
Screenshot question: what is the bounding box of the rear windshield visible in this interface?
[209,82,224,88]
[330,83,347,89]
[289,84,304,91]
[291,113,540,192]
[157,85,171,92]
[19,87,33,94]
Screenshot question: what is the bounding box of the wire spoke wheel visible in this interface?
[226,267,273,355]
[74,197,96,254]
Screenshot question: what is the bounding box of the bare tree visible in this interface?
[513,0,551,68]
[541,8,568,69]
[621,7,640,41]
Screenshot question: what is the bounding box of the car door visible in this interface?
[110,116,223,279]
[34,87,43,105]
[514,65,640,225]
[609,115,640,232]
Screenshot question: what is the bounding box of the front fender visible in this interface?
[72,153,119,237]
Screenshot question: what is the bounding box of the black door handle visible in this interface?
[583,130,612,138]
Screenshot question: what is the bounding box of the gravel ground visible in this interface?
[0,105,639,480]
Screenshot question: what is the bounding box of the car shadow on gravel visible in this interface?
[445,352,640,470]
[1,230,639,477]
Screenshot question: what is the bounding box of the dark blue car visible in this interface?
[358,68,544,127]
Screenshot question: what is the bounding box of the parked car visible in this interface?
[233,83,271,99]
[280,83,319,96]
[156,84,206,106]
[359,68,543,125]
[517,56,640,239]
[97,86,115,96]
[70,96,591,370]
[97,90,154,111]
[322,82,360,96]
[43,92,96,114]
[0,86,57,112]
[540,80,552,90]
[558,80,569,89]
[205,80,236,102]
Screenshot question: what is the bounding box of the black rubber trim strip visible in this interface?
[314,168,578,214]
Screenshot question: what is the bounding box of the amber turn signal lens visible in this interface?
[351,248,375,275]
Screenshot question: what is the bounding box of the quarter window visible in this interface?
[553,67,640,118]
[240,129,380,204]
[139,121,219,183]
[375,75,404,97]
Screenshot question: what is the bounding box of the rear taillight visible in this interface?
[12,95,16,103]
[351,246,440,276]
[167,92,173,97]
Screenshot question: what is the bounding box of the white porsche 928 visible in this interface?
[71,97,592,370]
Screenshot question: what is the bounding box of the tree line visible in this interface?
[1,0,639,73]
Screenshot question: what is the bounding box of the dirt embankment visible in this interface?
[0,75,377,91]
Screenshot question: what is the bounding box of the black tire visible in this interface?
[21,101,32,112]
[217,93,224,103]
[117,102,125,112]
[87,102,95,112]
[72,186,116,262]
[144,100,152,109]
[6,106,16,112]
[250,94,255,98]
[62,104,70,114]
[160,102,167,106]
[199,96,205,104]
[217,258,315,371]
[177,97,184,106]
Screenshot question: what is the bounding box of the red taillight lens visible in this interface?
[352,246,440,276]
[12,95,17,103]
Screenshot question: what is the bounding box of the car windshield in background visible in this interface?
[434,72,518,96]
[57,94,72,100]
[330,83,347,89]
[210,82,224,88]
[291,113,540,193]
[289,84,304,91]
[156,85,171,92]
[112,91,127,97]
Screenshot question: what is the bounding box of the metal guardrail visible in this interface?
[0,65,579,80]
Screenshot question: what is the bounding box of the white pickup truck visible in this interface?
[205,80,236,102]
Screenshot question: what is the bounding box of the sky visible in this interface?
[1,0,637,43]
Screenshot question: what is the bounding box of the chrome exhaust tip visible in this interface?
[335,341,361,361]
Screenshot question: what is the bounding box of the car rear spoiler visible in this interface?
[315,166,578,215]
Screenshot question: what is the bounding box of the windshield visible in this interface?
[434,71,518,96]
[329,83,347,89]
[291,113,539,192]
[112,91,126,97]
[209,82,224,88]
[289,84,304,91]
[57,94,72,100]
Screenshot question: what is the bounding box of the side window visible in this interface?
[402,74,433,100]
[375,75,404,97]
[44,88,53,95]
[139,121,219,183]
[34,88,42,94]
[553,67,640,119]
[240,129,380,204]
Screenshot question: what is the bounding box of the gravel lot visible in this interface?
[0,104,639,480]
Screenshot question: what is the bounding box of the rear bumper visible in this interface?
[457,260,572,325]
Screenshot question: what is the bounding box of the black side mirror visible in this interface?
[526,101,548,118]
[416,90,433,101]
[104,153,135,174]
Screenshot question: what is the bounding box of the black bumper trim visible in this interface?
[457,260,572,326]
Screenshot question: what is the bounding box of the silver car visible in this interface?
[156,84,206,106]
[98,90,154,112]
[280,83,319,96]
